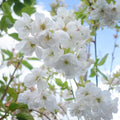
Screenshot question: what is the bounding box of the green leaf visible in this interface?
[13,1,25,16]
[0,16,8,32]
[9,33,21,41]
[18,52,24,58]
[7,0,15,5]
[84,0,90,6]
[55,78,63,86]
[0,14,15,31]
[65,98,75,101]
[3,75,8,82]
[24,0,36,5]
[16,112,34,120]
[7,87,18,101]
[96,68,109,81]
[94,58,99,66]
[98,54,108,66]
[22,60,33,70]
[61,81,69,90]
[2,2,11,14]
[21,6,36,16]
[106,0,116,4]
[27,57,39,60]
[0,81,5,96]
[1,49,13,60]
[115,25,120,29]
[63,48,73,54]
[9,103,28,112]
[89,67,96,77]
[0,80,5,86]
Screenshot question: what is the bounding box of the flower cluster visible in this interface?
[50,0,66,8]
[17,67,58,113]
[15,7,92,79]
[90,0,120,28]
[102,68,120,92]
[68,82,118,120]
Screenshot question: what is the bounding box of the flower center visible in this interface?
[64,60,69,65]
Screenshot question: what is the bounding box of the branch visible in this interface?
[0,56,24,101]
[110,31,118,73]
[30,109,51,120]
[109,30,119,90]
[59,105,70,120]
[94,33,98,87]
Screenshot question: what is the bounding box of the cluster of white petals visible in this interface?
[14,4,120,120]
[102,68,120,92]
[90,0,120,28]
[15,7,92,79]
[17,67,58,112]
[68,82,118,120]
[50,0,67,8]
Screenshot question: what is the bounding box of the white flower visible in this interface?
[69,101,90,118]
[36,46,64,67]
[56,7,75,24]
[54,18,66,30]
[17,89,39,110]
[36,30,57,49]
[54,53,79,78]
[24,68,48,92]
[53,30,70,48]
[14,13,32,39]
[50,0,66,8]
[90,0,109,20]
[66,19,90,43]
[90,0,120,28]
[68,82,118,120]
[16,37,36,56]
[31,12,54,35]
[39,90,58,112]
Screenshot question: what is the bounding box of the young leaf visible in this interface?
[98,54,108,66]
[96,68,109,81]
[21,6,36,16]
[9,33,21,41]
[27,57,39,60]
[1,49,13,60]
[55,78,63,86]
[2,2,11,14]
[89,67,96,77]
[9,103,28,112]
[65,98,75,101]
[61,81,69,90]
[13,1,25,16]
[16,112,34,120]
[7,87,17,101]
[21,60,33,70]
[24,0,36,5]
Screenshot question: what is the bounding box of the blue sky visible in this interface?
[37,0,80,10]
[37,0,120,73]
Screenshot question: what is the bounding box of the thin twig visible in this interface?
[59,105,70,120]
[69,80,76,101]
[31,109,51,120]
[109,30,119,90]
[1,56,24,101]
[0,110,9,120]
[110,31,118,73]
[94,32,98,87]
[69,80,79,120]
